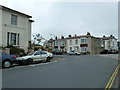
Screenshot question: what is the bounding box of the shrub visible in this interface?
[34,46,41,51]
[6,45,25,55]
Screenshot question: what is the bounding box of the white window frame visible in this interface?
[11,14,17,25]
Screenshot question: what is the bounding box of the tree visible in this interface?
[32,33,45,45]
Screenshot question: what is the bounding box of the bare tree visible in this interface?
[32,34,45,45]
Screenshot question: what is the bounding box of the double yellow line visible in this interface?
[105,64,120,90]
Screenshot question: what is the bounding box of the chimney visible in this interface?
[55,36,57,40]
[61,36,64,39]
[87,32,91,36]
[68,35,71,37]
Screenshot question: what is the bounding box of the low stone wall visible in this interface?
[0,48,10,54]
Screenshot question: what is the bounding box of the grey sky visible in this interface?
[1,0,118,40]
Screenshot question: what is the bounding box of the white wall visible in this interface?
[104,39,118,50]
[0,6,2,90]
[2,9,31,52]
[112,39,118,50]
[80,37,89,52]
[66,38,80,52]
[0,7,2,47]
[105,40,109,50]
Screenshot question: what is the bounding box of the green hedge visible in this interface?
[6,45,25,55]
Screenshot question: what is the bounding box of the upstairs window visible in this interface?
[75,39,78,44]
[70,40,72,45]
[55,41,58,46]
[11,14,17,25]
[81,38,88,44]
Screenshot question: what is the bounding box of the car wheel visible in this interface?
[2,60,12,68]
[46,57,51,62]
[26,59,33,65]
[19,60,26,65]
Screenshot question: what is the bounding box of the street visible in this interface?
[2,55,119,88]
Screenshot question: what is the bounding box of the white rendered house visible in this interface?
[0,5,34,52]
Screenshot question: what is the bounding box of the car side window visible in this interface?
[41,51,47,54]
[34,51,40,55]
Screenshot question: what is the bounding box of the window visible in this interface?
[17,34,20,45]
[75,39,78,44]
[81,47,87,52]
[55,41,58,46]
[11,33,16,45]
[41,51,47,54]
[0,52,7,55]
[70,40,72,45]
[34,51,41,55]
[61,42,64,46]
[81,38,88,44]
[74,46,79,51]
[7,32,20,45]
[7,32,10,45]
[70,47,72,51]
[11,14,17,25]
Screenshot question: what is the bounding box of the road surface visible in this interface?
[2,55,119,88]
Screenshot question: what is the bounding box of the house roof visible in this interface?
[66,35,93,39]
[0,5,32,18]
[66,35,102,39]
[102,36,117,40]
[29,19,34,22]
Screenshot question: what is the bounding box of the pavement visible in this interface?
[98,54,118,60]
[2,55,119,88]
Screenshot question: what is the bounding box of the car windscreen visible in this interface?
[0,52,7,55]
[27,51,35,55]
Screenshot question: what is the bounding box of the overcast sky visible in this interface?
[1,0,118,40]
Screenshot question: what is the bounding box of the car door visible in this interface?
[39,51,48,60]
[71,51,75,54]
[33,51,41,61]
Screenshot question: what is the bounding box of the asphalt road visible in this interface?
[2,55,119,88]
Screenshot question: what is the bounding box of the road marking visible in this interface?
[105,64,120,90]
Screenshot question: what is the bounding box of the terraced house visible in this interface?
[0,5,34,52]
[101,35,118,51]
[66,33,103,54]
[54,36,66,52]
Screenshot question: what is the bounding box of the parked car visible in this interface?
[108,50,118,54]
[44,51,53,59]
[100,50,108,54]
[0,52,17,68]
[67,50,81,55]
[52,49,62,55]
[16,50,52,65]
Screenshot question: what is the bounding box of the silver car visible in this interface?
[17,50,52,65]
[67,50,81,55]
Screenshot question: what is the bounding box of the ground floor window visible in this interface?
[7,32,20,46]
[11,33,16,45]
[74,46,79,52]
[70,47,72,51]
[81,47,88,52]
